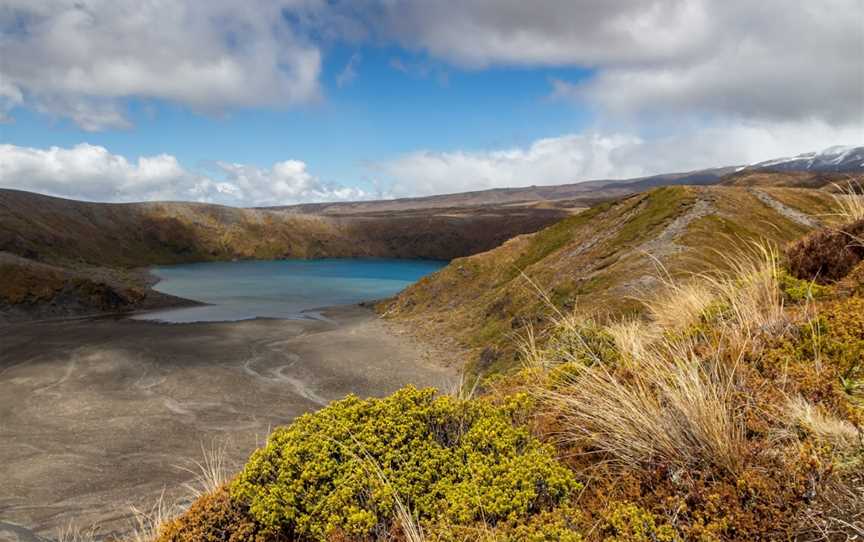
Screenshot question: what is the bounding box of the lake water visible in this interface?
[132,258,447,323]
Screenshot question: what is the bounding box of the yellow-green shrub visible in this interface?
[231,386,578,541]
[599,502,677,542]
[777,270,830,303]
[427,505,584,542]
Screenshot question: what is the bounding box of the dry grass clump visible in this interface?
[644,241,788,349]
[545,339,745,474]
[57,524,100,542]
[128,491,182,542]
[781,395,862,450]
[531,243,793,474]
[177,440,232,499]
[522,235,864,540]
[643,275,715,334]
[604,318,656,363]
[832,179,864,223]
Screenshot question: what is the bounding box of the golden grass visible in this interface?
[127,491,180,542]
[782,396,862,450]
[545,339,745,474]
[445,369,481,401]
[604,318,657,363]
[832,180,864,223]
[645,240,787,354]
[531,240,796,475]
[56,524,99,542]
[644,274,716,334]
[704,241,787,342]
[177,440,231,499]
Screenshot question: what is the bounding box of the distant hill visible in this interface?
[266,166,737,215]
[269,145,862,216]
[748,145,864,173]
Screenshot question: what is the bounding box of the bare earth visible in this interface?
[0,306,455,541]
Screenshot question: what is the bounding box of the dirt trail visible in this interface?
[637,191,716,257]
[749,188,822,228]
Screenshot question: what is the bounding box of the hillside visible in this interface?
[382,185,844,373]
[721,169,863,188]
[0,189,573,320]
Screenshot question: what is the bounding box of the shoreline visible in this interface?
[0,304,456,538]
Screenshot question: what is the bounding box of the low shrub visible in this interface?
[156,486,277,542]
[599,502,676,542]
[777,270,830,303]
[231,386,578,541]
[427,505,584,542]
[786,219,864,283]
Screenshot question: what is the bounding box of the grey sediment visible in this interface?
[0,304,455,538]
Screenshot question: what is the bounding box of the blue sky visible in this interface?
[0,1,861,206]
[3,44,595,194]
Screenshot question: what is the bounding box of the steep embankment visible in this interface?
[0,189,572,320]
[383,185,841,373]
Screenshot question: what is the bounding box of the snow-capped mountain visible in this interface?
[750,145,864,173]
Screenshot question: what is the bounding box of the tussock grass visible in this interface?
[444,369,481,401]
[177,440,231,499]
[782,396,862,450]
[832,180,864,223]
[57,524,99,542]
[705,241,787,343]
[128,491,180,542]
[545,340,745,474]
[604,318,657,364]
[644,275,716,334]
[530,240,794,475]
[646,241,787,355]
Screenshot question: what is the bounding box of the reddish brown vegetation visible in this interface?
[786,219,864,283]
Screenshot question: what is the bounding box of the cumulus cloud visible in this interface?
[4,1,860,132]
[0,0,323,130]
[374,120,864,197]
[348,0,864,126]
[378,134,639,196]
[0,143,365,206]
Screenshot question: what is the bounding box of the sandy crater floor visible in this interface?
[0,306,454,540]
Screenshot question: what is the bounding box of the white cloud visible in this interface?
[215,160,367,205]
[377,134,639,196]
[374,120,864,197]
[348,0,864,126]
[0,0,323,130]
[0,143,365,206]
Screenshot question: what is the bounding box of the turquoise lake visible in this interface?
[133,258,447,323]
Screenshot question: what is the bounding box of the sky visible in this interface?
[1,0,863,206]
